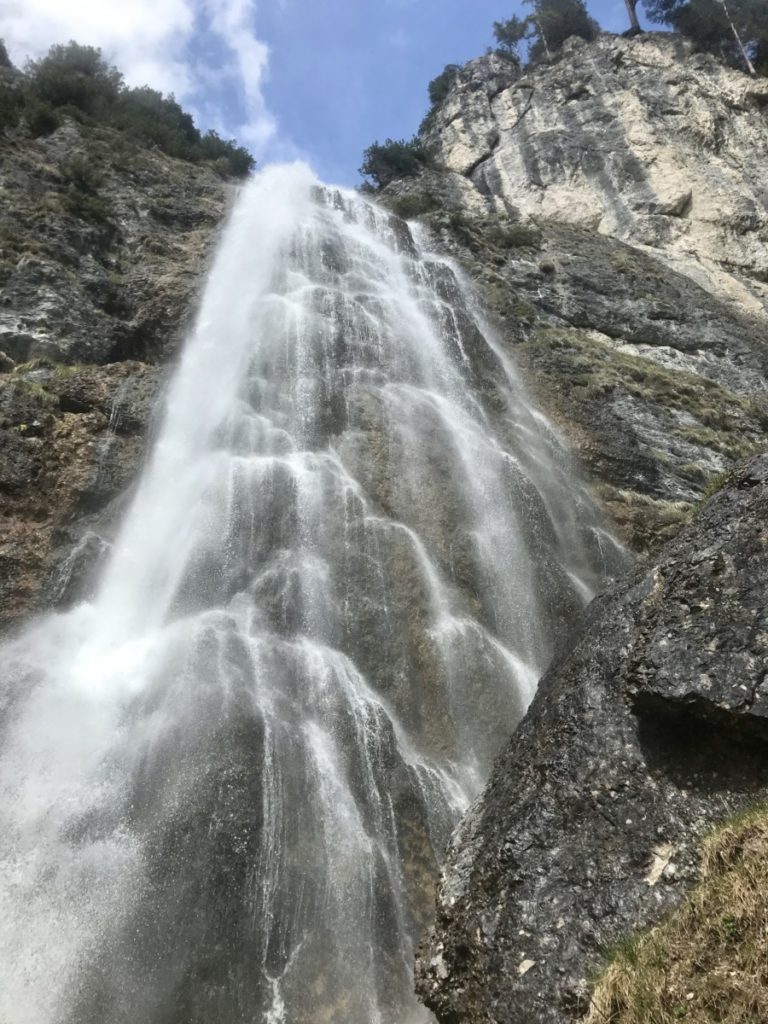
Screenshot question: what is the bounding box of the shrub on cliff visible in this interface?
[428,65,462,106]
[419,64,462,133]
[27,42,123,117]
[494,0,600,65]
[359,137,433,189]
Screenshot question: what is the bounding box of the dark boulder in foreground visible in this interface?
[416,454,768,1023]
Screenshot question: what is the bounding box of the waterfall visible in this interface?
[0,163,624,1024]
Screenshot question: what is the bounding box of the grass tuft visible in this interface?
[586,807,768,1024]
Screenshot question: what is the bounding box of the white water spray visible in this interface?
[0,164,624,1024]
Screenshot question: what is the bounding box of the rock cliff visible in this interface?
[0,115,229,631]
[387,32,768,552]
[426,35,768,316]
[416,453,768,1023]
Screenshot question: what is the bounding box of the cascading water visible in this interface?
[0,164,625,1024]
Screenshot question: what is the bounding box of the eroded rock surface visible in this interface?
[416,454,768,1023]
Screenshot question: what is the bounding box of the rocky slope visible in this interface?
[0,115,229,631]
[416,453,768,1023]
[386,33,768,552]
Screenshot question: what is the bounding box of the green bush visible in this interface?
[26,41,123,118]
[60,154,103,193]
[493,15,529,61]
[359,137,432,190]
[61,190,112,224]
[527,0,600,62]
[26,100,60,137]
[0,85,21,131]
[420,64,462,133]
[59,154,112,224]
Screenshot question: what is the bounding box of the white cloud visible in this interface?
[0,0,276,156]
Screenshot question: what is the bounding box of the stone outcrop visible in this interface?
[416,454,768,1023]
[0,115,229,631]
[385,33,768,551]
[426,36,768,316]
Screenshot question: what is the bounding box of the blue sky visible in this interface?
[257,0,642,184]
[1,0,651,186]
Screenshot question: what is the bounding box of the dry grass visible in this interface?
[586,807,768,1024]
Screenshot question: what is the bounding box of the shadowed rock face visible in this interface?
[416,454,768,1024]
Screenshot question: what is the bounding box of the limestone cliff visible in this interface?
[426,34,768,315]
[0,115,229,631]
[386,32,768,552]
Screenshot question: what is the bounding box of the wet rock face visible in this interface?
[416,455,768,1024]
[0,117,228,631]
[427,35,768,316]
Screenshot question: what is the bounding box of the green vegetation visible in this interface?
[58,154,112,224]
[643,0,768,75]
[386,192,441,220]
[533,327,754,438]
[586,807,768,1024]
[493,15,530,61]
[358,136,433,190]
[447,210,543,253]
[0,40,254,177]
[419,64,462,133]
[428,65,462,106]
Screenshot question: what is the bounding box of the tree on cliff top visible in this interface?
[495,0,600,64]
[27,42,124,116]
[643,0,767,75]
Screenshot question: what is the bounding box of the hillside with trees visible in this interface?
[0,41,254,178]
